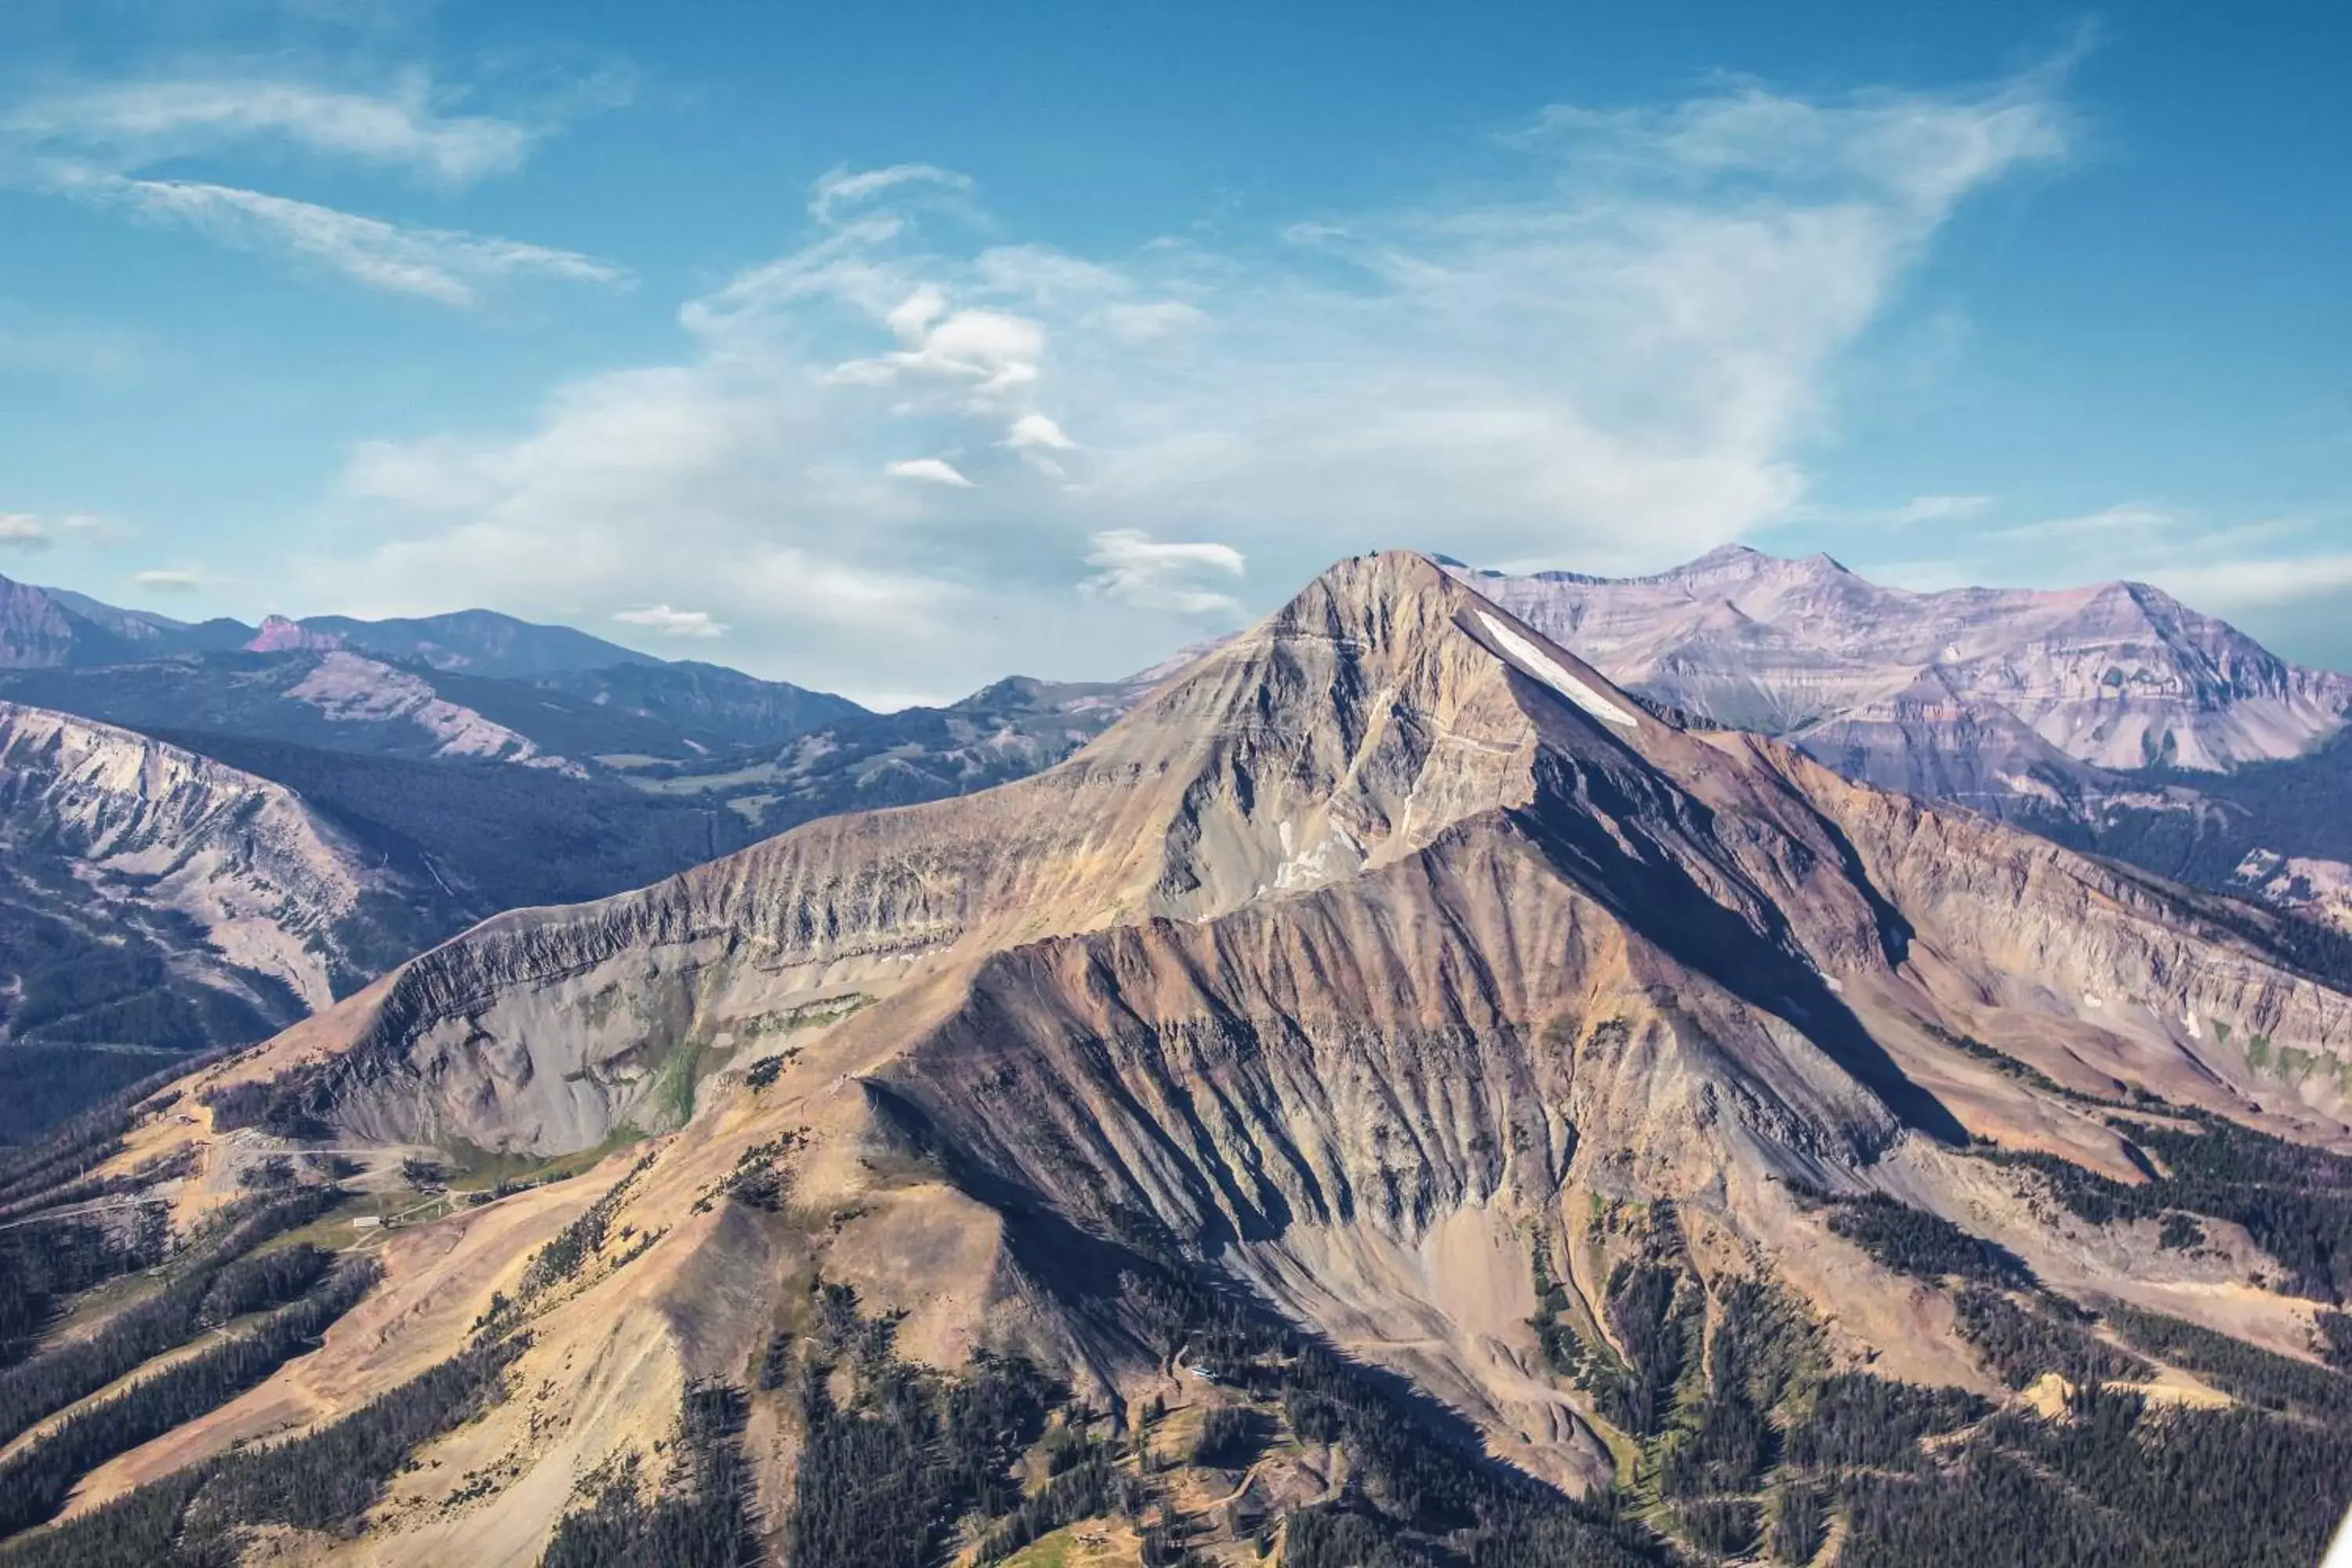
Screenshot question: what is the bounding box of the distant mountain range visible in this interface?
[4,575,667,678]
[1447,546,2352,935]
[0,573,1159,1130]
[4,551,2350,1142]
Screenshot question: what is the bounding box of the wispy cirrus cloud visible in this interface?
[305,60,2075,702]
[809,162,972,223]
[1887,494,1995,525]
[3,74,538,183]
[82,173,625,306]
[0,67,626,306]
[0,511,129,549]
[1871,499,2352,620]
[1081,531,1247,614]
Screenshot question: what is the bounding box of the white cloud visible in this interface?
[1888,494,1994,524]
[297,66,2072,697]
[834,308,1044,405]
[1992,501,2176,542]
[614,604,728,638]
[60,513,130,545]
[2,67,624,303]
[7,75,537,183]
[132,568,205,592]
[811,163,971,223]
[80,174,626,305]
[1005,413,1076,452]
[885,458,977,488]
[1081,530,1247,614]
[2143,556,2352,612]
[0,511,132,550]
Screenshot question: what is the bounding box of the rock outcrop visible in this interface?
[0,699,435,1042]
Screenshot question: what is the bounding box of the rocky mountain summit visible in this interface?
[4,554,2350,1567]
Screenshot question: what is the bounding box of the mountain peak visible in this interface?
[1243,550,1649,742]
[1687,541,1770,570]
[245,614,345,654]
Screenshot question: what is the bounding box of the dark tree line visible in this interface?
[1655,1278,1815,1501]
[1838,1383,2352,1568]
[0,1234,333,1449]
[1781,1374,1988,1472]
[1803,1187,2035,1289]
[1984,1107,2352,1301]
[2106,1305,2352,1421]
[1766,1482,1827,1564]
[0,1258,381,1539]
[1602,1261,1701,1439]
[0,1072,214,1218]
[1120,1269,1671,1568]
[0,1207,169,1365]
[777,1286,1058,1568]
[0,1329,528,1567]
[539,1383,760,1568]
[1950,1287,2151,1390]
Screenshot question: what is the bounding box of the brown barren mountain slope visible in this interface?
[13,551,2352,1565]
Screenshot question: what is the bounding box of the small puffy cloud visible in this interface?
[0,514,49,547]
[613,604,728,638]
[1081,530,1247,615]
[132,568,205,592]
[1005,413,1075,450]
[885,458,976,488]
[835,307,1044,405]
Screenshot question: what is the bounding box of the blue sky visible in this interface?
[0,1,2344,705]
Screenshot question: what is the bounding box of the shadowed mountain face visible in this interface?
[10,554,2352,1566]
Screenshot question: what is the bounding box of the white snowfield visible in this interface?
[2321,1503,2352,1568]
[1475,611,1640,731]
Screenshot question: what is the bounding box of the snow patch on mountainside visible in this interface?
[1474,611,1640,730]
